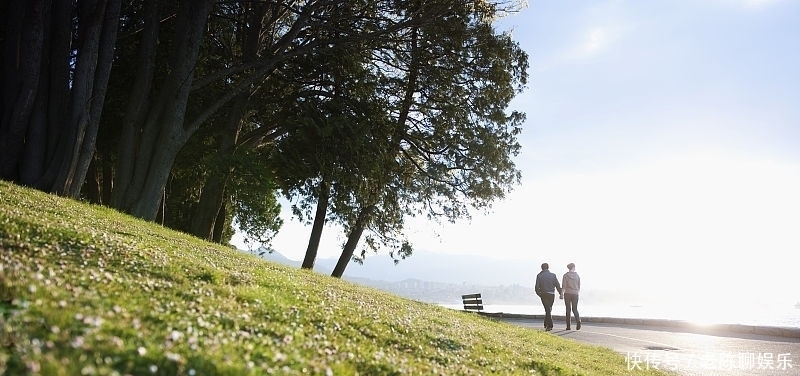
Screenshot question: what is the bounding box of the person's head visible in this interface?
[567,263,575,271]
[541,263,549,271]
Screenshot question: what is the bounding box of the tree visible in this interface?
[137,0,443,245]
[111,0,216,219]
[0,0,121,197]
[2,0,526,265]
[107,0,448,222]
[330,0,528,277]
[97,1,291,241]
[266,30,394,270]
[186,1,268,241]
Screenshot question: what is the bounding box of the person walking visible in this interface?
[535,262,562,331]
[562,263,581,330]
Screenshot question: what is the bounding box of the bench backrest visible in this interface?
[461,293,483,311]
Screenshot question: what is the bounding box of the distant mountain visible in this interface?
[248,248,537,305]
[340,251,534,286]
[351,277,534,305]
[253,247,535,286]
[252,248,301,268]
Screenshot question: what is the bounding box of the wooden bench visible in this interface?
[461,293,483,312]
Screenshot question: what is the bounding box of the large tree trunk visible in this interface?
[0,1,46,182]
[0,0,120,198]
[331,205,374,278]
[53,0,121,197]
[113,0,214,220]
[302,180,330,270]
[112,0,160,209]
[190,170,229,241]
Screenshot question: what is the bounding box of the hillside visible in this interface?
[0,181,670,375]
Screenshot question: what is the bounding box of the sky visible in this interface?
[234,0,800,311]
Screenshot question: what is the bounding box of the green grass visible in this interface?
[0,181,673,375]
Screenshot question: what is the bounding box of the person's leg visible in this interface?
[565,297,572,329]
[572,294,581,330]
[539,295,549,329]
[543,294,554,330]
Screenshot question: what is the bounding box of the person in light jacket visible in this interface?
[561,263,581,330]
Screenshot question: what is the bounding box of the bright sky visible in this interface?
[235,1,800,308]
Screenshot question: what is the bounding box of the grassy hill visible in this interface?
[0,181,671,375]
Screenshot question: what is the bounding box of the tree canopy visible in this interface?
[0,0,529,276]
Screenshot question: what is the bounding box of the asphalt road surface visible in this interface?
[500,317,799,376]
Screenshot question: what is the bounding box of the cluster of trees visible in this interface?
[0,0,528,277]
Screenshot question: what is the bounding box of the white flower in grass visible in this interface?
[168,330,183,342]
[165,352,182,362]
[71,336,85,348]
[109,336,124,348]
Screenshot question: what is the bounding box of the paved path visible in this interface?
[497,316,799,376]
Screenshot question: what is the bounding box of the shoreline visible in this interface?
[478,311,800,339]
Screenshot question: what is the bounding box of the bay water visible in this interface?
[441,301,800,328]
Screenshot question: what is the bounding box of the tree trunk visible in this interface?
[211,200,227,243]
[0,0,120,200]
[56,0,121,198]
[188,91,247,240]
[190,172,228,241]
[302,180,330,270]
[124,126,186,219]
[332,205,374,278]
[112,0,160,209]
[113,0,214,220]
[85,154,102,204]
[1,1,48,182]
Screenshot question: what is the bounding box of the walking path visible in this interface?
[489,313,800,376]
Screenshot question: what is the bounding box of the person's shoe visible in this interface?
[544,327,552,332]
[566,326,571,330]
[576,322,581,330]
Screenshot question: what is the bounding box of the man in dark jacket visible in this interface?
[535,262,562,331]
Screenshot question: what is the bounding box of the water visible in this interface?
[442,302,800,328]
